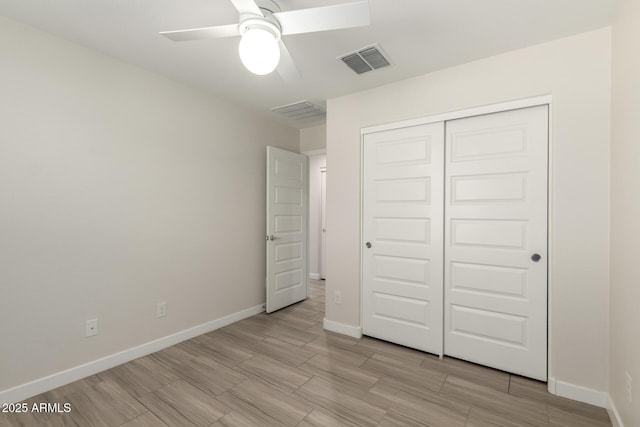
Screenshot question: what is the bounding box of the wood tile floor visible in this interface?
[2,280,612,427]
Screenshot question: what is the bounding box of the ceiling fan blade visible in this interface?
[160,24,240,42]
[277,41,300,82]
[229,0,263,16]
[273,0,370,36]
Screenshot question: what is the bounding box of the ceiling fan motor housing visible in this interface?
[239,17,282,41]
[238,0,283,39]
[255,0,281,14]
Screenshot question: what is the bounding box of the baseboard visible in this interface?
[323,318,362,339]
[547,377,557,394]
[549,377,607,408]
[607,394,625,427]
[0,304,265,405]
[309,273,321,280]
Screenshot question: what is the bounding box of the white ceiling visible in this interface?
[0,0,616,128]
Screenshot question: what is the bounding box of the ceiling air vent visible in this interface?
[339,44,391,74]
[270,100,326,122]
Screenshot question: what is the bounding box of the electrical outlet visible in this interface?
[156,302,167,318]
[625,371,632,403]
[334,290,342,305]
[85,319,98,337]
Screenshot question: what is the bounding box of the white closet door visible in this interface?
[444,106,548,380]
[362,123,444,355]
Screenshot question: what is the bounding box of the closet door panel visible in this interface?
[444,105,549,381]
[362,123,445,355]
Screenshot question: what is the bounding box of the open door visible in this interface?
[266,146,308,313]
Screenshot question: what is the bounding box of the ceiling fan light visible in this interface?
[239,27,280,75]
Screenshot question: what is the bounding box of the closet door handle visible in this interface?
[365,242,372,248]
[531,253,542,262]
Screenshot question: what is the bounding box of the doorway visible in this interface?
[320,167,326,280]
[306,154,326,281]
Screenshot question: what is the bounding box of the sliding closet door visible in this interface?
[362,123,444,355]
[444,106,548,380]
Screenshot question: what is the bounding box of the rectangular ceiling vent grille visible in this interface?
[270,100,326,122]
[339,44,391,74]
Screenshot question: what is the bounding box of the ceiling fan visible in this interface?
[160,0,370,79]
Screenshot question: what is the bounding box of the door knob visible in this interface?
[365,242,372,248]
[269,235,280,241]
[531,253,542,262]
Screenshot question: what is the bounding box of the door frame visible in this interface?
[359,94,556,393]
[320,166,327,280]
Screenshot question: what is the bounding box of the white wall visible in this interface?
[300,125,327,153]
[326,28,611,396]
[0,17,299,396]
[610,0,640,424]
[308,155,326,279]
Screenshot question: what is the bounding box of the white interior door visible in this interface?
[320,169,327,280]
[444,106,548,380]
[266,146,308,313]
[362,123,444,355]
